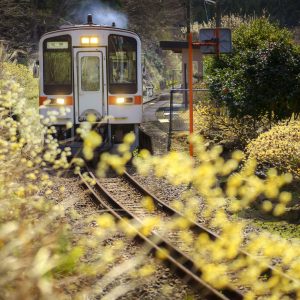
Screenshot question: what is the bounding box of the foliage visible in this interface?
[0,0,84,50]
[232,17,292,51]
[133,137,300,298]
[2,62,38,107]
[191,14,252,33]
[0,0,35,49]
[0,80,76,298]
[194,99,267,148]
[191,0,300,27]
[219,0,300,27]
[207,18,300,123]
[121,0,184,91]
[0,78,163,299]
[122,0,184,41]
[246,121,300,178]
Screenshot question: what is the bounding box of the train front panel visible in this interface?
[38,25,142,148]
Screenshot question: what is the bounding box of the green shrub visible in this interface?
[207,18,300,123]
[246,121,300,178]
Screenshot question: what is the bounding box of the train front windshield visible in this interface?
[43,35,72,95]
[108,34,137,94]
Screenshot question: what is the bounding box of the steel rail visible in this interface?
[79,170,244,300]
[122,171,299,290]
[123,171,217,237]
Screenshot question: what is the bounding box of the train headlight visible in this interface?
[116,97,125,104]
[80,36,99,45]
[90,37,99,44]
[56,98,65,105]
[81,37,90,45]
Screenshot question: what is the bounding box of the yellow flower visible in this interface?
[156,247,169,260]
[179,231,193,246]
[170,200,184,212]
[118,218,137,237]
[102,248,114,263]
[123,132,135,144]
[15,187,25,198]
[232,150,245,161]
[139,216,160,236]
[59,186,65,193]
[138,264,156,277]
[262,200,273,212]
[279,191,292,204]
[97,213,115,229]
[87,113,97,123]
[141,196,155,212]
[273,203,286,216]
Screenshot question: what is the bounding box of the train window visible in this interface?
[43,35,72,95]
[81,56,100,91]
[108,35,137,94]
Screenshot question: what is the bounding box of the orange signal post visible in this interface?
[188,29,220,157]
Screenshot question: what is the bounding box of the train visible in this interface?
[36,14,146,154]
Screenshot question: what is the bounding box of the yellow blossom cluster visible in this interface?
[0,77,102,298]
[96,132,135,176]
[191,100,263,146]
[132,134,300,298]
[246,121,300,178]
[2,61,38,106]
[0,68,162,299]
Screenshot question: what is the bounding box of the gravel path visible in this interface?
[45,172,205,299]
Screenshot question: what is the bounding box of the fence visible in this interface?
[167,88,209,151]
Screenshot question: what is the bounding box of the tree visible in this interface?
[192,0,300,27]
[0,0,36,50]
[208,18,300,123]
[121,0,184,41]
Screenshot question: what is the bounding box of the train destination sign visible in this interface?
[46,41,69,49]
[199,28,232,54]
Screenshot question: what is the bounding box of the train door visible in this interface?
[74,50,107,122]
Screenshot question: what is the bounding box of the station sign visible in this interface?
[199,28,232,54]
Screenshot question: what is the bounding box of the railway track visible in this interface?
[79,168,299,299]
[79,168,244,300]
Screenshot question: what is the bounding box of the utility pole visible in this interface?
[186,0,191,37]
[216,0,221,27]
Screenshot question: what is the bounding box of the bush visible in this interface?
[0,80,159,299]
[194,100,268,148]
[246,121,300,178]
[1,61,38,107]
[207,18,300,123]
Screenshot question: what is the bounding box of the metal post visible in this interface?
[215,0,221,57]
[172,70,175,90]
[184,63,188,109]
[186,0,191,36]
[167,90,174,151]
[188,32,194,157]
[216,0,221,28]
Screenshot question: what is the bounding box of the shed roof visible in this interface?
[159,41,201,53]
